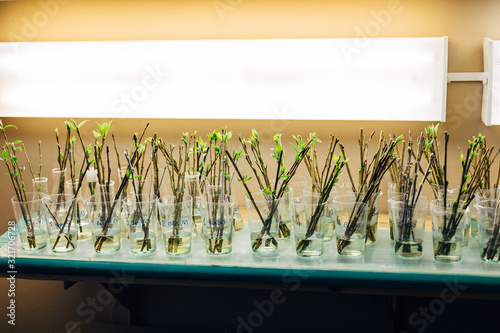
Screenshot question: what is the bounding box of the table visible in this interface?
[1,222,499,293]
[2,220,499,332]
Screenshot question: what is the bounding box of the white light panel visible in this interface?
[483,38,500,126]
[0,38,448,120]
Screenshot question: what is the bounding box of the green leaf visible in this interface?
[3,124,17,130]
[2,149,8,160]
[13,140,22,145]
[208,131,217,141]
[394,135,404,145]
[251,129,259,141]
[103,122,111,134]
[232,148,243,160]
[310,133,321,145]
[139,143,146,154]
[275,142,282,154]
[241,174,252,182]
[77,120,89,129]
[65,120,73,130]
[198,137,206,149]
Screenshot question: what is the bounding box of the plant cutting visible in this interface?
[183,129,225,192]
[1,120,47,250]
[53,121,74,197]
[203,128,244,233]
[146,133,168,230]
[181,131,210,233]
[422,124,445,198]
[113,133,132,202]
[385,134,408,241]
[90,121,114,200]
[432,133,497,260]
[64,120,90,238]
[26,140,44,193]
[337,132,401,254]
[340,129,400,245]
[92,124,149,253]
[390,132,434,258]
[294,133,346,243]
[476,199,500,262]
[293,133,346,254]
[204,129,228,190]
[469,137,500,240]
[45,142,94,252]
[132,139,150,201]
[298,133,343,194]
[477,200,500,263]
[228,130,315,252]
[202,135,235,254]
[123,139,164,254]
[387,134,407,193]
[473,136,500,190]
[188,128,239,199]
[157,133,193,254]
[148,133,167,200]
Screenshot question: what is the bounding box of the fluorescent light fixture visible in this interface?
[0,38,448,120]
[483,38,500,126]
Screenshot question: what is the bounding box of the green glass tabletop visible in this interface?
[1,227,499,292]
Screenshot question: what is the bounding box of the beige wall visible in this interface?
[2,0,500,234]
